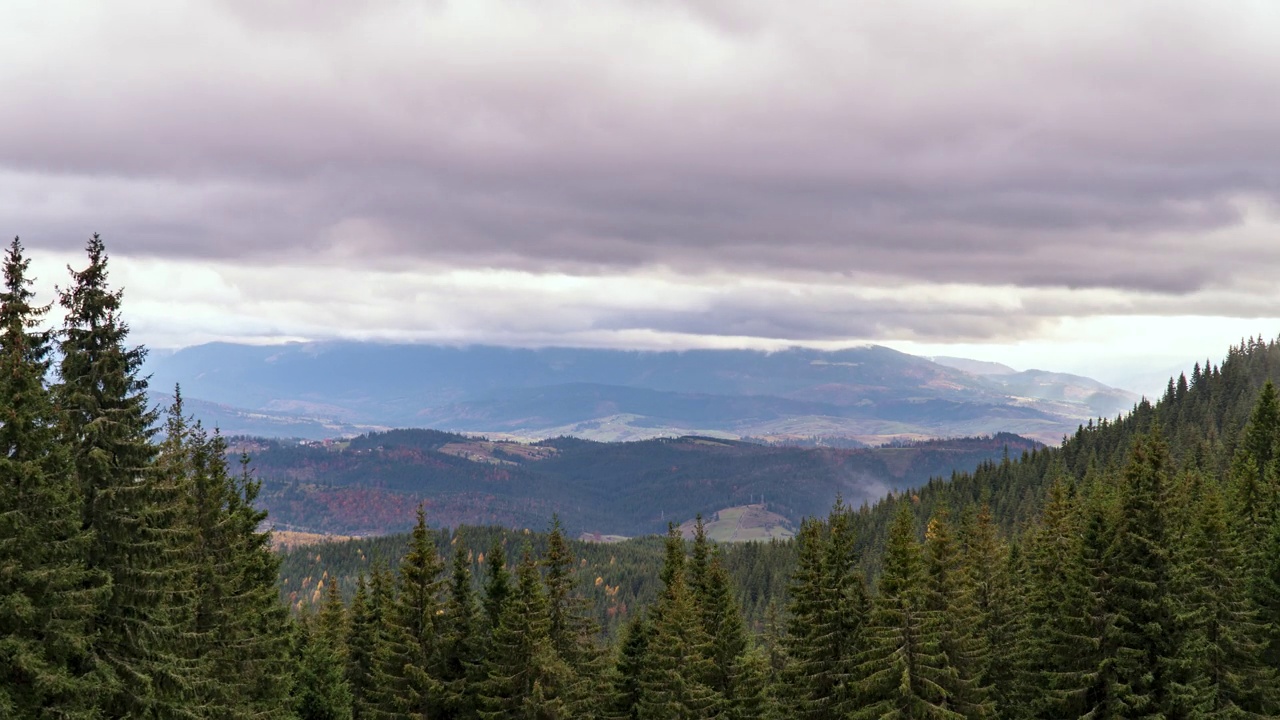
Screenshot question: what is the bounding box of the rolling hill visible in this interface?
[238,429,1041,537]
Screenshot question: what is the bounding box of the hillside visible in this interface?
[145,342,1138,444]
[241,430,1040,536]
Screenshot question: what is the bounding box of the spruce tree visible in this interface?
[542,517,605,717]
[295,579,354,720]
[854,503,961,720]
[295,611,355,720]
[687,514,753,713]
[959,505,1017,718]
[382,507,445,718]
[347,573,388,720]
[784,502,868,720]
[477,548,570,719]
[612,612,651,720]
[1173,478,1277,716]
[57,234,197,718]
[636,525,720,720]
[482,540,513,637]
[924,508,990,718]
[1105,432,1178,718]
[0,237,105,718]
[439,543,483,720]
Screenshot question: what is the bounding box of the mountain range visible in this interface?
[144,342,1140,444]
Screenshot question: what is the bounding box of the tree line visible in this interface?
[5,234,1280,718]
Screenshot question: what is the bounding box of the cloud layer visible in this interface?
[4,0,1280,376]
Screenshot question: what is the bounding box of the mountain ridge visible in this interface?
[145,341,1139,444]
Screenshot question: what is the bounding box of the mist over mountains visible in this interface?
[145,342,1138,444]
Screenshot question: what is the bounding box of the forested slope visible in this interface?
[245,430,1040,536]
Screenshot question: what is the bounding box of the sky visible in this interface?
[5,0,1280,397]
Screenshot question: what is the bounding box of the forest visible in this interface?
[4,233,1280,719]
[242,428,1040,536]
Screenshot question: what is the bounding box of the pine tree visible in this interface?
[477,547,570,719]
[636,525,720,720]
[0,237,105,718]
[295,578,354,720]
[57,234,197,718]
[783,503,868,720]
[439,543,483,720]
[482,540,513,637]
[959,505,1017,718]
[925,507,990,717]
[542,517,605,717]
[382,507,445,718]
[1173,478,1277,716]
[1104,431,1179,718]
[854,502,961,720]
[611,612,651,720]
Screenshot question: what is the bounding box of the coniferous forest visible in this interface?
[5,234,1280,719]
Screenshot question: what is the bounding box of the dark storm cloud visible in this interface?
[4,0,1280,347]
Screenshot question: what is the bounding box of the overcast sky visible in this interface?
[5,0,1280,395]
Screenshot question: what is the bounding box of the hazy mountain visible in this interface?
[144,342,1139,444]
[930,356,1019,375]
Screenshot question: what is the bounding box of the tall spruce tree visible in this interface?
[382,507,445,718]
[0,237,105,718]
[924,508,990,718]
[478,547,570,720]
[959,505,1017,717]
[57,233,197,718]
[1103,432,1180,718]
[854,502,962,720]
[439,543,483,720]
[295,580,354,720]
[611,612,651,720]
[543,517,606,717]
[783,502,869,720]
[1173,477,1277,716]
[636,525,720,720]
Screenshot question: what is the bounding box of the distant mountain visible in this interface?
[930,356,1018,376]
[237,429,1043,536]
[144,342,1139,444]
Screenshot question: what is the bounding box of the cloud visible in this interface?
[4,0,1280,360]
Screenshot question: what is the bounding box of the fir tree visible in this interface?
[636,525,720,720]
[57,234,197,718]
[439,543,483,720]
[854,503,961,720]
[0,237,105,718]
[924,507,990,718]
[1105,432,1179,718]
[1173,478,1277,716]
[612,612,651,720]
[959,505,1017,718]
[478,548,570,720]
[382,507,445,718]
[542,517,605,717]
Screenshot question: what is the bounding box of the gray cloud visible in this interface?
[4,0,1280,351]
